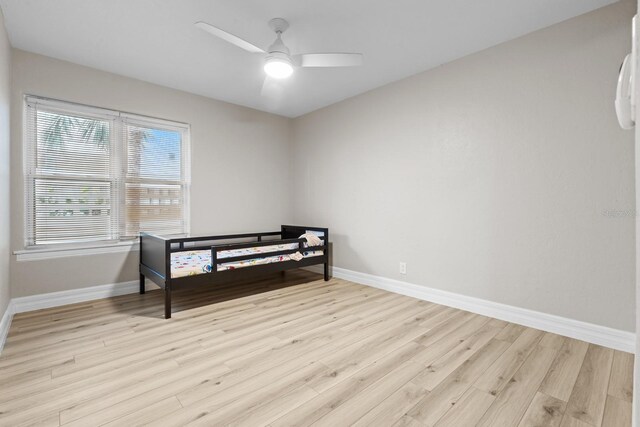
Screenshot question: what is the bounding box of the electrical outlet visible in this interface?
[399,262,407,275]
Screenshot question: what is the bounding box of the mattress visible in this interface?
[170,242,322,278]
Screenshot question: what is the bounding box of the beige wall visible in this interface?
[292,0,636,331]
[10,50,293,297]
[0,10,10,316]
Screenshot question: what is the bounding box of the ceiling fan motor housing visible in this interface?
[268,33,290,56]
[266,50,291,64]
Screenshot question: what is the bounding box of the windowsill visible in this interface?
[14,241,139,261]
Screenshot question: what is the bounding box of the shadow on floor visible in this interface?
[105,269,326,319]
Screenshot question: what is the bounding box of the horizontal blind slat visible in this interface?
[33,178,113,244]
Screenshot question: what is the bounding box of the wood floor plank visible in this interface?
[518,391,566,427]
[172,315,368,410]
[408,314,493,371]
[411,320,504,391]
[474,328,544,395]
[0,360,184,425]
[608,350,634,403]
[0,369,52,391]
[539,338,589,402]
[338,298,438,334]
[351,381,427,427]
[271,341,427,427]
[0,273,632,427]
[477,345,558,426]
[392,415,426,427]
[0,330,102,363]
[601,395,632,427]
[495,323,526,342]
[559,415,593,427]
[311,360,427,427]
[181,311,361,365]
[565,344,614,426]
[413,311,478,348]
[487,318,509,329]
[0,337,107,371]
[2,342,204,404]
[60,361,237,426]
[0,355,76,384]
[221,315,355,373]
[4,319,134,353]
[406,338,511,426]
[226,384,319,427]
[433,387,494,427]
[158,362,330,426]
[539,332,566,350]
[313,306,452,390]
[57,329,224,375]
[101,396,183,427]
[11,412,60,427]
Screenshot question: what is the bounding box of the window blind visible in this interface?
[24,96,190,247]
[123,119,188,238]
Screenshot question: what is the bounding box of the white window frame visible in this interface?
[18,95,191,259]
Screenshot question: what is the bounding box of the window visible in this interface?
[24,96,190,248]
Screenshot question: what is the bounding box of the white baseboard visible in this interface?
[0,300,15,354]
[0,279,155,354]
[11,280,143,314]
[307,265,635,353]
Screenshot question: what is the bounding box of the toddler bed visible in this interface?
[139,225,329,318]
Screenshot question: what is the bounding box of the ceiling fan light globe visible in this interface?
[264,57,293,79]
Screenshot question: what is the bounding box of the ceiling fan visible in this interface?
[195,18,364,80]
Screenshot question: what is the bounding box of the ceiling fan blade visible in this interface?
[195,21,265,53]
[295,53,363,68]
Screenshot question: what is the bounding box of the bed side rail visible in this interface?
[140,232,169,279]
[168,231,281,252]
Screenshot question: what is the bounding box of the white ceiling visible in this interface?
[0,0,618,117]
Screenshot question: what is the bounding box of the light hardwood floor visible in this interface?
[0,270,633,426]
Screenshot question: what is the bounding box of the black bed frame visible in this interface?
[139,225,329,318]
